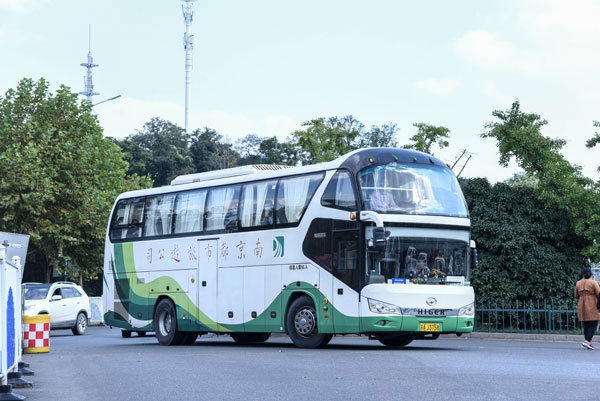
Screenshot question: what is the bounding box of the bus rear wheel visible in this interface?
[153,299,186,346]
[286,296,331,349]
[377,335,413,347]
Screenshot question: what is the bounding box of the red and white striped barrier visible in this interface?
[22,315,50,354]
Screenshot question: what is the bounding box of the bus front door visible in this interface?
[332,230,360,333]
[197,238,218,331]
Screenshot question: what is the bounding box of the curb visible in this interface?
[271,332,585,342]
[464,332,583,342]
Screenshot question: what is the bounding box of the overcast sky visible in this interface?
[1,0,599,182]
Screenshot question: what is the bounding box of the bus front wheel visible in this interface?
[286,296,332,349]
[153,299,186,346]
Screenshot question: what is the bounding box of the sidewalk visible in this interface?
[465,331,583,342]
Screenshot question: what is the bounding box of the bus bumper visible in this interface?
[361,315,474,334]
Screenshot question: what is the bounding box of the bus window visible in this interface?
[276,173,324,225]
[110,198,145,241]
[205,185,241,232]
[144,194,175,237]
[321,170,357,211]
[173,189,207,234]
[240,180,277,228]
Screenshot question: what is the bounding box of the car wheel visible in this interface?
[121,330,132,338]
[153,298,186,346]
[286,296,330,348]
[72,312,87,335]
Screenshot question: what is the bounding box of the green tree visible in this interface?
[236,134,298,166]
[190,127,239,172]
[405,123,450,155]
[358,123,399,148]
[0,78,150,283]
[292,115,362,164]
[504,172,539,188]
[482,101,600,260]
[116,118,193,187]
[587,120,600,168]
[461,178,589,302]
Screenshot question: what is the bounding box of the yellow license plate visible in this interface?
[419,323,440,332]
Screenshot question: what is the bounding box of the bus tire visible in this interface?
[121,330,132,338]
[286,295,330,349]
[377,335,413,347]
[153,298,186,346]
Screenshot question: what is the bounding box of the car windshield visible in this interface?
[365,227,469,285]
[358,163,468,217]
[25,284,51,300]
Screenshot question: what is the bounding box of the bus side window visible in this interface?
[205,185,241,232]
[276,173,324,225]
[110,197,145,241]
[321,170,357,211]
[240,180,277,228]
[173,189,207,234]
[144,194,175,237]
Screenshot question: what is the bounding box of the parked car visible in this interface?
[24,282,91,335]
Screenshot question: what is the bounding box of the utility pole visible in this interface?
[79,25,99,103]
[182,0,196,135]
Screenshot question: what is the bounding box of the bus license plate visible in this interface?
[419,323,440,332]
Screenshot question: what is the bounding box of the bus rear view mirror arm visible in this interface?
[359,211,384,228]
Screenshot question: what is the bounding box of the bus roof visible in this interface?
[115,148,449,200]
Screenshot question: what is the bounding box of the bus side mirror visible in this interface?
[373,227,389,249]
[470,248,478,270]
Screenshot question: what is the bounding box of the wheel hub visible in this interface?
[294,307,316,337]
[159,310,172,337]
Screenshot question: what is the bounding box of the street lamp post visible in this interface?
[92,95,122,107]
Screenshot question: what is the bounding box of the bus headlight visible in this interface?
[459,303,474,316]
[368,298,402,315]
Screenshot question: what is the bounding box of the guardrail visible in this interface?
[475,300,583,334]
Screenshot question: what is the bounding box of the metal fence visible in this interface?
[475,300,583,334]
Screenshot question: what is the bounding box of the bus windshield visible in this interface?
[365,229,468,285]
[358,163,468,217]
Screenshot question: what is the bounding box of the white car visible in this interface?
[24,282,91,335]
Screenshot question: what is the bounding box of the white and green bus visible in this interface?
[103,148,476,348]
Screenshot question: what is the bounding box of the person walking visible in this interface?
[575,267,600,350]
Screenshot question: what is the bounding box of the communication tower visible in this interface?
[79,25,99,103]
[182,0,196,134]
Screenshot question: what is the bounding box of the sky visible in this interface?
[1,0,599,182]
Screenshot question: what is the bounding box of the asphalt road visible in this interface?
[14,326,600,401]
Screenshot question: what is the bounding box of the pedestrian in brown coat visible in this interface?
[575,267,600,350]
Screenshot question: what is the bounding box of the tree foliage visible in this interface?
[461,178,589,302]
[0,78,150,283]
[236,134,298,166]
[115,118,194,187]
[292,116,362,164]
[189,127,239,172]
[404,123,450,155]
[482,101,600,260]
[292,115,400,164]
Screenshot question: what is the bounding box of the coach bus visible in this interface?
[103,148,476,348]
